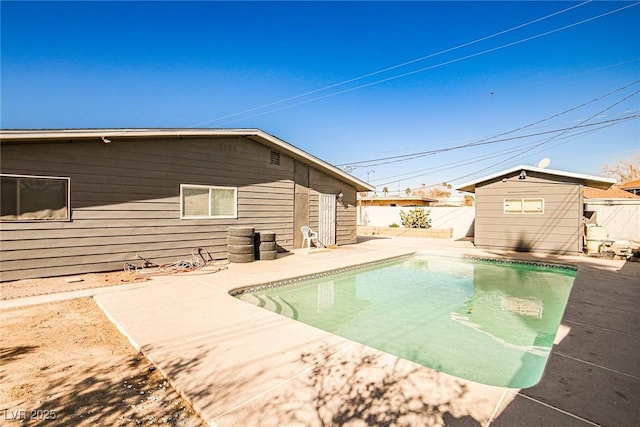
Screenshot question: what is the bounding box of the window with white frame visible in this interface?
[1,174,70,221]
[180,184,237,219]
[504,198,544,214]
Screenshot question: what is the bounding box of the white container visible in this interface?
[586,226,608,240]
[585,240,602,254]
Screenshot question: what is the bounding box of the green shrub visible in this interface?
[389,223,400,228]
[399,208,432,229]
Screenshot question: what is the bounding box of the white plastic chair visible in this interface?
[300,226,318,249]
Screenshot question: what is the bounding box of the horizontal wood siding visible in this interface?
[308,191,320,232]
[474,173,582,254]
[1,136,296,281]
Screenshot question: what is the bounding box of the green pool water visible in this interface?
[236,254,576,388]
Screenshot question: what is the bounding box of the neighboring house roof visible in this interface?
[620,178,640,191]
[456,164,616,193]
[0,128,374,192]
[584,186,640,199]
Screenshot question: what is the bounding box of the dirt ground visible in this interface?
[0,273,206,426]
[1,271,150,300]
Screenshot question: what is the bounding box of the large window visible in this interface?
[1,174,70,221]
[504,198,544,214]
[180,184,237,219]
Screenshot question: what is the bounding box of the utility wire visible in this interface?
[196,1,639,126]
[483,87,640,170]
[405,92,640,191]
[339,80,640,167]
[370,88,640,188]
[443,79,640,154]
[346,113,638,169]
[188,0,595,127]
[378,120,626,192]
[347,70,640,170]
[373,120,623,188]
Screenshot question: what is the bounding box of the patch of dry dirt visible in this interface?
[0,298,206,426]
[1,271,149,300]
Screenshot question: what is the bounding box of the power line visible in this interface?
[485,87,640,169]
[373,120,624,188]
[188,0,596,127]
[339,80,640,167]
[378,122,626,192]
[351,113,639,168]
[194,1,639,126]
[344,113,638,170]
[400,92,640,192]
[369,87,640,189]
[445,79,640,155]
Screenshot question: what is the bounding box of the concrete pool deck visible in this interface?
[87,237,638,426]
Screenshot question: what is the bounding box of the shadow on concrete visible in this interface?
[141,340,274,425]
[255,345,482,426]
[356,235,392,243]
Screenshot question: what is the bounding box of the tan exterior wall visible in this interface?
[1,135,356,281]
[473,171,583,254]
[293,160,310,249]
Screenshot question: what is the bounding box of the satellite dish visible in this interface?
[537,158,551,169]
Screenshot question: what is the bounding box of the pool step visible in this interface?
[243,294,298,319]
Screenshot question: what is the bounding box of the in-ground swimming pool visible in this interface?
[234,254,576,388]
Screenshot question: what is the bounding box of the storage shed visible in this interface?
[0,129,373,281]
[456,165,615,254]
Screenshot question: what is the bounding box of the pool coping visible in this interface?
[229,252,417,296]
[230,250,578,296]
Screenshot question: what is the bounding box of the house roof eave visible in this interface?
[620,178,640,190]
[0,128,375,192]
[455,164,616,193]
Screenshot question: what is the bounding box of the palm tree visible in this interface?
[382,187,389,197]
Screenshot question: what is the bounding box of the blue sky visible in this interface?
[2,1,639,193]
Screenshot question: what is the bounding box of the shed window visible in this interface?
[504,198,544,214]
[1,174,70,221]
[181,185,237,219]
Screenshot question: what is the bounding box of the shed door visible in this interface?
[318,193,336,246]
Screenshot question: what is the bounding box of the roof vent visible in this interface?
[270,150,280,165]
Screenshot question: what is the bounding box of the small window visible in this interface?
[504,199,523,213]
[504,198,544,214]
[270,150,280,165]
[1,174,70,221]
[180,185,237,219]
[523,198,544,214]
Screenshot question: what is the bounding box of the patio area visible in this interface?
[31,237,640,426]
